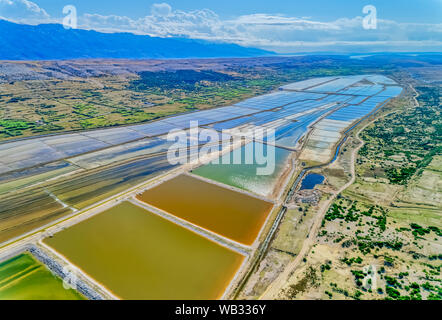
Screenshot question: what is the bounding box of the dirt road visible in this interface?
[259,117,371,299]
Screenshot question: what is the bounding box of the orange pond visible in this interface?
[136,174,274,245]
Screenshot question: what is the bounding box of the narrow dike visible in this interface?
[28,246,104,300]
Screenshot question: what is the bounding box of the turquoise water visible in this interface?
[192,142,292,197]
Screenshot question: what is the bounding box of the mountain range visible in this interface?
[0,19,273,60]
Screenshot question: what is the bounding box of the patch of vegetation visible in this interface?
[385,167,417,185]
[31,123,65,133]
[359,88,441,186]
[285,267,318,299]
[7,96,30,103]
[386,286,401,299]
[129,70,237,91]
[0,119,33,137]
[320,262,332,272]
[357,240,403,254]
[351,270,366,287]
[73,104,99,118]
[416,86,441,106]
[342,256,363,266]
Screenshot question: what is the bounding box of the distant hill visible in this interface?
[0,19,273,60]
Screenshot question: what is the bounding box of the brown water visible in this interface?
[44,201,244,300]
[136,174,273,245]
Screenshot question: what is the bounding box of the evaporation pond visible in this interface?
[192,142,292,197]
[44,201,244,300]
[136,174,273,245]
[300,173,325,190]
[0,253,85,300]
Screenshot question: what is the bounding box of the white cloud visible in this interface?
[75,4,442,52]
[0,0,49,23]
[151,3,172,17]
[0,1,441,53]
[82,13,137,34]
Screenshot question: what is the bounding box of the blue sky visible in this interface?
[31,0,442,23]
[1,0,441,52]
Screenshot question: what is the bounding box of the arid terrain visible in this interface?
[237,72,441,300]
[0,54,440,300]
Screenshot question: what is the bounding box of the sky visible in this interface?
[0,0,441,53]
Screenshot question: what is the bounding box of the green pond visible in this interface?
[0,253,85,300]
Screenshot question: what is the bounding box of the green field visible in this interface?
[0,253,85,300]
